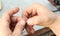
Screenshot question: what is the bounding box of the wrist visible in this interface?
[49,16,60,36]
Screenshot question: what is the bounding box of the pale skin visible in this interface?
[0,3,60,36]
[22,4,60,36]
[0,8,25,36]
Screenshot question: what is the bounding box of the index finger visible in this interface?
[2,7,19,20]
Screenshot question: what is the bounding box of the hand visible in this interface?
[0,8,25,36]
[22,3,58,33]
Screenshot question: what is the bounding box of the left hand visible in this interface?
[0,8,25,36]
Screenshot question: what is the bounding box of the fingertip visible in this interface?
[29,27,34,34]
[19,20,26,26]
[27,19,33,25]
[12,7,19,13]
[3,7,19,16]
[26,25,34,34]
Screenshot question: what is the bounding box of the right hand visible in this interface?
[22,3,58,33]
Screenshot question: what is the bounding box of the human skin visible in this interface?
[22,3,60,36]
[0,3,60,36]
[0,8,25,36]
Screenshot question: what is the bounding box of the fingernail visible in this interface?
[19,20,25,26]
[27,20,33,25]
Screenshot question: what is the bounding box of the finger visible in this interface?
[22,10,35,34]
[1,8,19,27]
[22,7,37,34]
[12,18,25,36]
[22,9,32,20]
[22,7,32,17]
[27,16,43,25]
[25,24,34,34]
[10,16,20,32]
[2,7,19,21]
[11,16,20,23]
[22,8,37,20]
[22,10,28,20]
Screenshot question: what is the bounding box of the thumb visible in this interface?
[27,16,44,26]
[12,19,25,36]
